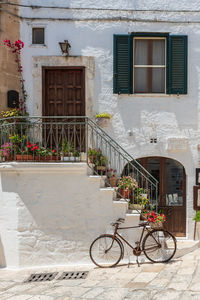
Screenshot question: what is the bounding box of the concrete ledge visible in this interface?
[0,162,88,173]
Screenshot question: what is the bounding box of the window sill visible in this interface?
[29,44,47,48]
[127,93,171,97]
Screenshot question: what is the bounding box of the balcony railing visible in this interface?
[0,116,158,210]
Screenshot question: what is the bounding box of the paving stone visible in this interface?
[101,287,129,300]
[6,295,33,300]
[189,281,200,292]
[43,286,90,298]
[28,296,54,300]
[141,264,164,273]
[182,291,200,300]
[152,288,182,300]
[132,272,157,282]
[124,282,147,289]
[81,287,105,298]
[125,288,154,300]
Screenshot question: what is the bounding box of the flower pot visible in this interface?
[94,165,106,175]
[150,222,163,229]
[22,154,33,161]
[119,188,132,199]
[16,154,33,161]
[96,118,110,128]
[129,204,144,210]
[108,177,118,187]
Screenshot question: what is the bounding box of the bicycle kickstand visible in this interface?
[136,256,140,267]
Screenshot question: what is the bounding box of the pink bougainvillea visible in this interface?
[3,39,27,114]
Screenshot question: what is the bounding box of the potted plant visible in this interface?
[9,133,26,159]
[117,176,138,199]
[130,187,149,210]
[141,210,166,229]
[0,142,12,161]
[193,211,200,240]
[95,112,112,127]
[107,168,118,187]
[60,140,79,161]
[94,154,107,175]
[88,148,102,164]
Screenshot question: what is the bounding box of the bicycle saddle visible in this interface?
[117,218,125,223]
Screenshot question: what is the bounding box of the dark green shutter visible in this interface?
[167,35,188,94]
[113,34,132,94]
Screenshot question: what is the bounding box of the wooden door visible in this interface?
[42,67,85,151]
[43,67,85,116]
[138,157,186,237]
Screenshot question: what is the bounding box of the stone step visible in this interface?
[175,240,200,258]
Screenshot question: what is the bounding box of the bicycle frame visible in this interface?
[108,223,161,254]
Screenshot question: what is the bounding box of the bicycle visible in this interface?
[89,218,176,267]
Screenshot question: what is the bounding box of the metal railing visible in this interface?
[0,116,158,210]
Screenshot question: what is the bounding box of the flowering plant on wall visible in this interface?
[0,142,12,158]
[3,39,27,114]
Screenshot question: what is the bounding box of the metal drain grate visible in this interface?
[24,272,58,283]
[58,271,88,280]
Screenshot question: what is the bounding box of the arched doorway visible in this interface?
[137,157,186,237]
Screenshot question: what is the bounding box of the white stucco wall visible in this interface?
[17,1,200,239]
[0,163,136,268]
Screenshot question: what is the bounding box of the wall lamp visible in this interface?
[59,40,71,56]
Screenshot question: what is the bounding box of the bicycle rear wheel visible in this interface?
[89,234,123,268]
[142,229,176,263]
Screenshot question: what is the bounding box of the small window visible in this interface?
[32,28,45,44]
[134,38,166,93]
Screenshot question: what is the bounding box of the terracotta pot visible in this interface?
[52,156,61,161]
[119,188,132,199]
[16,154,22,161]
[16,154,33,161]
[108,177,118,187]
[22,154,33,161]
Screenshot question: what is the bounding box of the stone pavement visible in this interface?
[1,248,200,300]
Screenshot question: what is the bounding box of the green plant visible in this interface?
[88,148,102,157]
[95,154,107,167]
[117,176,138,190]
[61,140,74,155]
[194,211,200,222]
[95,112,112,119]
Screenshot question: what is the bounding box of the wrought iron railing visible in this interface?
[0,116,158,210]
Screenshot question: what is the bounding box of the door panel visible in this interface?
[43,68,85,117]
[42,67,85,151]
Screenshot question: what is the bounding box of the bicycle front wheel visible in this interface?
[89,234,123,268]
[142,229,176,263]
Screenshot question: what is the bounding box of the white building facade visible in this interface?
[17,0,200,241]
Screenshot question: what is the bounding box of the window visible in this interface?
[113,33,187,95]
[32,28,45,45]
[134,38,166,93]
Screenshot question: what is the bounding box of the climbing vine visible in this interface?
[3,39,27,114]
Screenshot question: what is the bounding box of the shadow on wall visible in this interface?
[0,237,6,268]
[0,170,114,244]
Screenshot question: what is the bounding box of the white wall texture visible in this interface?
[0,163,136,268]
[7,0,198,254]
